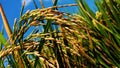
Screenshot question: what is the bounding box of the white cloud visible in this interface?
[21,0,32,6]
[21,0,56,7]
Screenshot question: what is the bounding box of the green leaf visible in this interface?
[32,0,38,9]
[0,32,6,45]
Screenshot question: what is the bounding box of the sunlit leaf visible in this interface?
[0,32,6,45]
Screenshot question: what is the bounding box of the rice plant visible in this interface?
[74,0,120,67]
[0,0,120,68]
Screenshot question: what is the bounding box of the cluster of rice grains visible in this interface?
[1,4,86,68]
[1,0,120,67]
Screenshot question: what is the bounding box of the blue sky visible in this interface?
[0,0,97,39]
[0,0,96,31]
[0,0,78,37]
